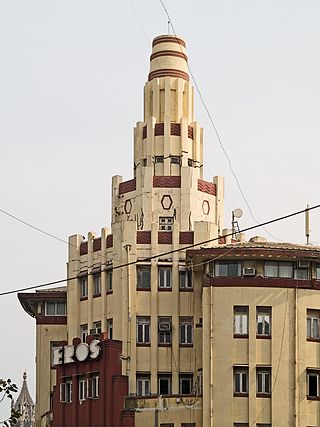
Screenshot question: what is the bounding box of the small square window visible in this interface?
[159,267,172,289]
[158,317,172,345]
[88,374,99,399]
[60,378,72,403]
[93,274,101,296]
[179,317,193,346]
[256,367,271,396]
[234,306,249,337]
[158,374,171,395]
[107,318,113,340]
[307,369,320,398]
[143,158,147,166]
[159,217,174,231]
[307,309,320,340]
[106,270,113,292]
[91,321,101,335]
[257,307,271,337]
[80,324,88,343]
[137,374,150,396]
[188,158,194,167]
[179,374,193,395]
[79,377,87,401]
[80,276,88,298]
[234,367,248,395]
[137,266,151,290]
[155,156,164,163]
[137,317,150,345]
[171,155,180,164]
[179,268,192,290]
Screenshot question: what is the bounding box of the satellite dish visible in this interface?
[233,208,243,219]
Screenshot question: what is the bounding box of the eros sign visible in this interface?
[52,339,101,365]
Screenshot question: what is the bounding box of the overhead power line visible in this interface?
[1,204,319,297]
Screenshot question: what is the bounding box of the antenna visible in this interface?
[232,208,243,238]
[305,204,310,245]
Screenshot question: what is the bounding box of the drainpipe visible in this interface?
[294,285,299,426]
[125,244,132,377]
[210,285,214,427]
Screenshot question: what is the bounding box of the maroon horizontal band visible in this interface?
[152,36,186,48]
[148,69,189,82]
[150,50,188,62]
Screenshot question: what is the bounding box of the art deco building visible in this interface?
[18,34,320,427]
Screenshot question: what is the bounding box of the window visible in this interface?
[179,268,192,290]
[88,374,99,399]
[50,342,62,366]
[155,155,164,163]
[179,317,193,345]
[93,274,101,296]
[91,321,101,335]
[136,374,150,396]
[79,377,87,401]
[80,324,88,343]
[294,266,309,280]
[307,309,320,339]
[256,425,271,427]
[171,155,180,164]
[143,158,147,166]
[107,318,113,340]
[158,374,171,395]
[60,378,72,403]
[159,217,174,231]
[307,370,320,398]
[234,306,249,337]
[45,301,66,316]
[257,307,271,337]
[188,158,194,167]
[91,374,99,399]
[181,424,196,427]
[256,368,271,396]
[137,266,151,290]
[159,267,172,289]
[160,424,174,427]
[158,317,172,345]
[179,374,193,395]
[264,261,293,278]
[234,424,249,427]
[215,261,241,277]
[234,367,248,395]
[80,276,88,298]
[316,264,320,279]
[137,317,150,345]
[106,270,113,292]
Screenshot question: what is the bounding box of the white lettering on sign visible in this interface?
[52,340,101,365]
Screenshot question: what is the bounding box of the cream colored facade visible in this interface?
[18,34,320,427]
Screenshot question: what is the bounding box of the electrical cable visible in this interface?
[1,203,319,297]
[158,0,282,242]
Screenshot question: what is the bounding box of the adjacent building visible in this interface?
[18,34,320,427]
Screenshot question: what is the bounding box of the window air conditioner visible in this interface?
[242,267,256,276]
[158,321,171,332]
[298,260,309,268]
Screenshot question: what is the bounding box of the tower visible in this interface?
[14,372,35,427]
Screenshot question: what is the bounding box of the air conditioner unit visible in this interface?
[159,321,171,332]
[298,260,309,268]
[243,267,256,276]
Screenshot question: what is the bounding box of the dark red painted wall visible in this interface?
[52,338,134,427]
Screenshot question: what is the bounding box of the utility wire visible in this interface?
[2,204,319,297]
[159,1,281,242]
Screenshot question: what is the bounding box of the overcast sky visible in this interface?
[1,0,319,409]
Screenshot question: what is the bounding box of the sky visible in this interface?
[0,0,320,411]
